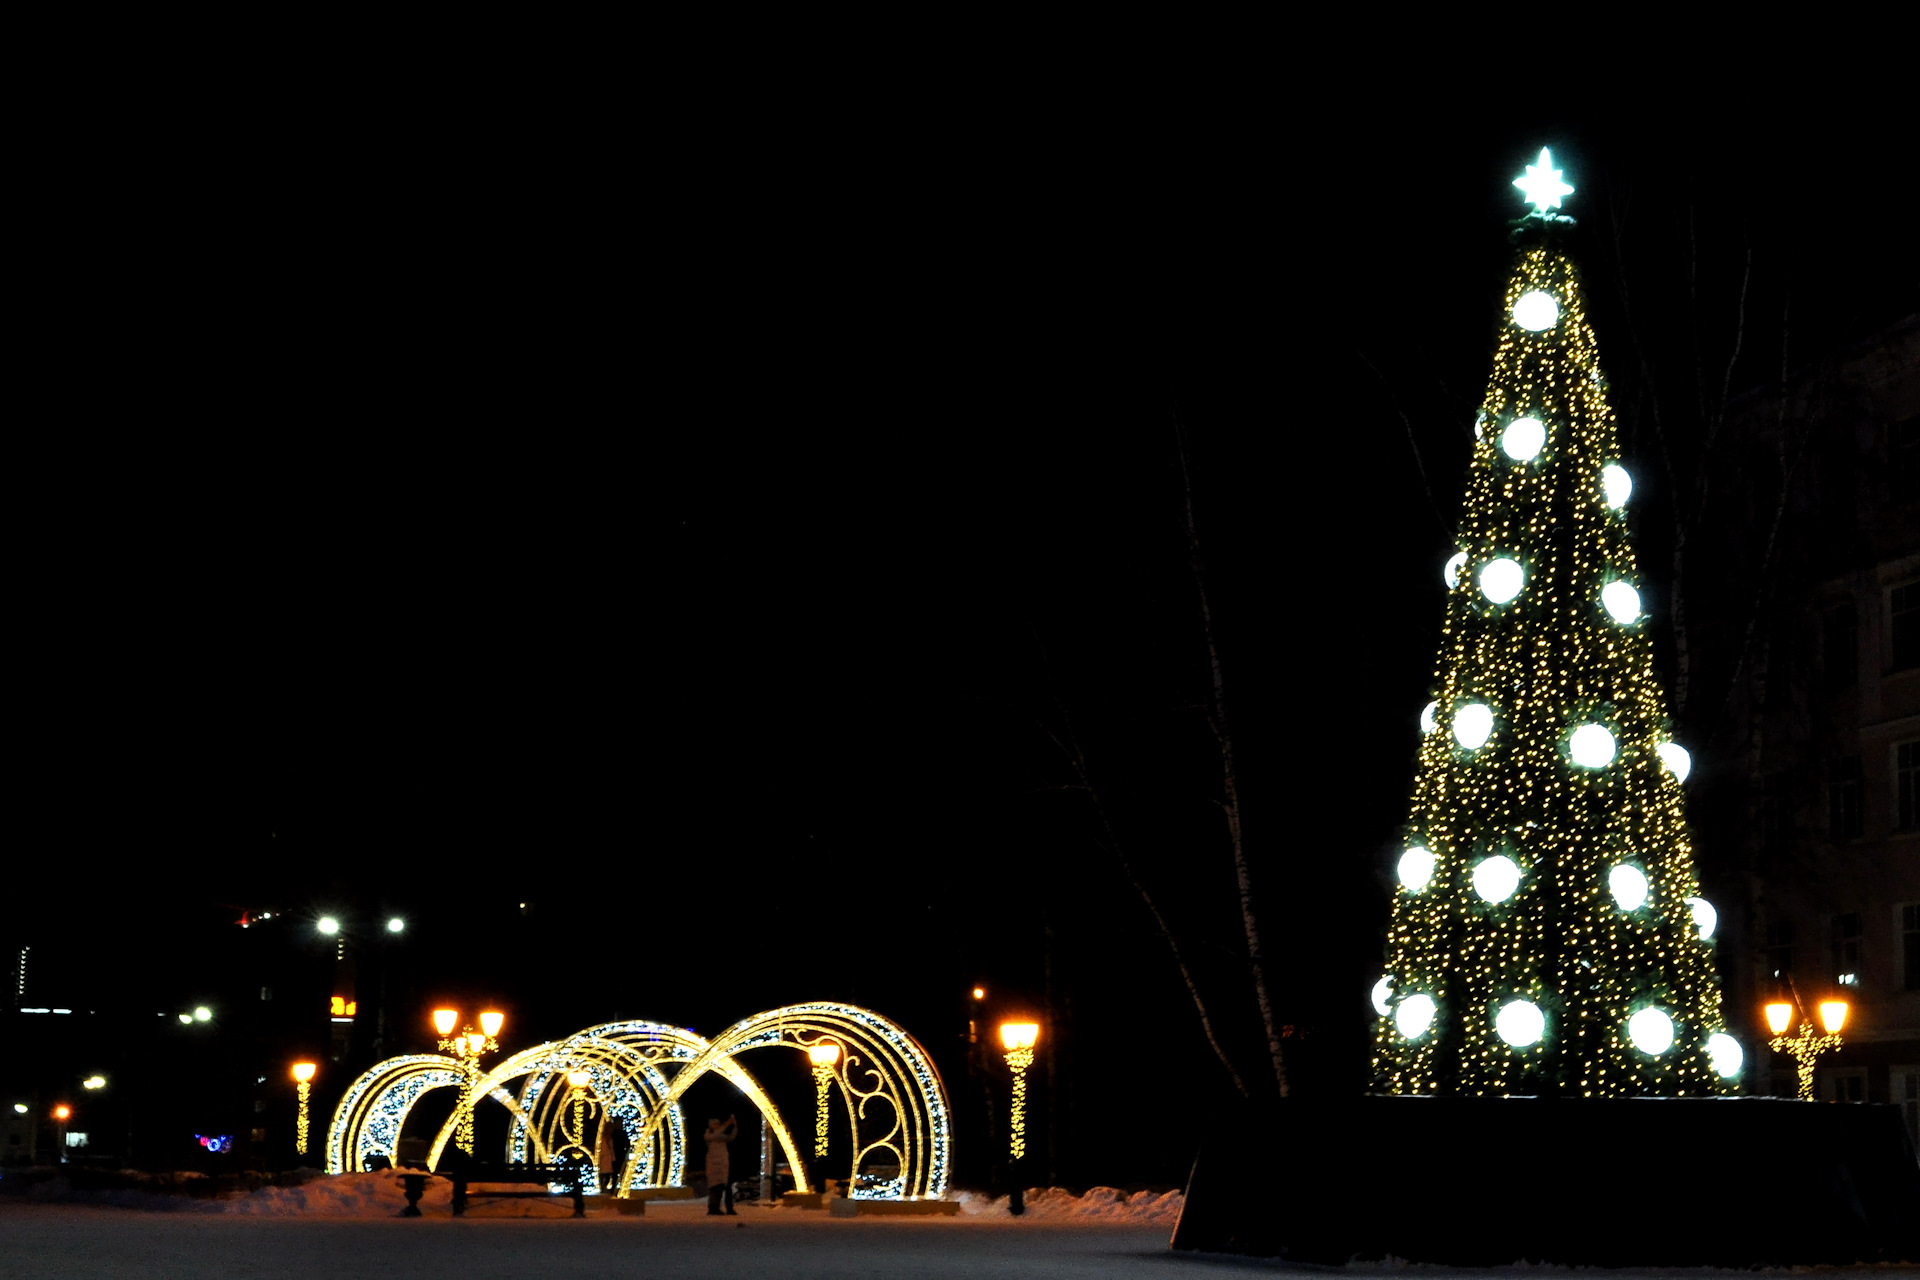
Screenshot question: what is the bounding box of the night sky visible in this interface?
[10,94,1915,1183]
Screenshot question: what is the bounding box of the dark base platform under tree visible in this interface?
[1171,1095,1920,1267]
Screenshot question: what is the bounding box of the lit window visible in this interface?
[1831,913,1862,988]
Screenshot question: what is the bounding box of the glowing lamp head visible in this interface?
[566,1069,591,1088]
[466,1033,487,1054]
[316,916,340,936]
[1512,290,1560,332]
[1706,1033,1744,1079]
[291,1062,317,1083]
[1764,1002,1794,1036]
[1818,1000,1848,1034]
[479,1010,504,1039]
[432,1009,459,1037]
[11,1104,25,1115]
[1452,702,1494,750]
[1000,1022,1040,1052]
[971,987,986,1001]
[1601,580,1641,624]
[1627,1006,1676,1056]
[386,917,406,934]
[178,1013,193,1025]
[1478,557,1525,604]
[808,1043,842,1067]
[1500,417,1546,462]
[1394,994,1436,1040]
[82,1076,106,1090]
[53,1105,71,1121]
[193,1006,212,1023]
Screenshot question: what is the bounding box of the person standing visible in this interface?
[705,1114,738,1215]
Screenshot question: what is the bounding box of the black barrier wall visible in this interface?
[1171,1096,1920,1267]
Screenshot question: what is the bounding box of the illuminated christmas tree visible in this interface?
[1371,151,1741,1097]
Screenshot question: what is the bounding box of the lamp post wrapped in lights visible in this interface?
[1000,1022,1039,1216]
[433,1008,504,1154]
[291,1063,317,1156]
[808,1043,841,1159]
[1765,995,1847,1101]
[559,1069,598,1163]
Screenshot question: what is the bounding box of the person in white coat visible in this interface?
[705,1115,738,1215]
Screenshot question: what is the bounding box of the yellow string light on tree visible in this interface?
[1372,149,1735,1099]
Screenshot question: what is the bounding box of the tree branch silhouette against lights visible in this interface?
[1373,150,1740,1098]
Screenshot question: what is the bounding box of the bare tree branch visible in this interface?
[1035,708,1251,1098]
[1175,422,1288,1099]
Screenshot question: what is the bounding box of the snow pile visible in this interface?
[218,1171,450,1216]
[955,1186,1183,1224]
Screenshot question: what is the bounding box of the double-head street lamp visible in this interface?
[1765,994,1849,1101]
[292,1063,318,1156]
[434,1008,504,1155]
[808,1042,841,1158]
[1000,1022,1040,1216]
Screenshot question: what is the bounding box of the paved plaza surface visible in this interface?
[0,1200,1213,1280]
[10,1201,1919,1280]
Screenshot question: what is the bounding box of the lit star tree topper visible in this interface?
[1371,150,1739,1099]
[1512,147,1575,215]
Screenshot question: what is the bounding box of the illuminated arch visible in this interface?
[624,1002,951,1200]
[325,1002,950,1201]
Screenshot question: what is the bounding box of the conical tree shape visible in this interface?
[1372,219,1736,1098]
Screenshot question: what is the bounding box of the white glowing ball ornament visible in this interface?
[1627,1007,1675,1056]
[1501,418,1546,462]
[1443,551,1467,589]
[1602,464,1632,510]
[1472,855,1523,904]
[1569,723,1617,768]
[1398,846,1436,892]
[1686,896,1718,941]
[1371,977,1394,1017]
[1601,580,1641,624]
[1452,703,1493,750]
[1394,994,1437,1040]
[1609,864,1649,911]
[1512,291,1559,332]
[1494,999,1546,1048]
[1657,741,1692,783]
[1706,1032,1744,1079]
[1420,701,1438,734]
[1479,558,1525,604]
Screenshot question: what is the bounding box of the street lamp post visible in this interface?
[292,1063,317,1157]
[1765,994,1849,1101]
[999,1022,1039,1216]
[433,1008,504,1155]
[808,1043,840,1160]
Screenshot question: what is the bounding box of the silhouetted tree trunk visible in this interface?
[1178,426,1288,1099]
